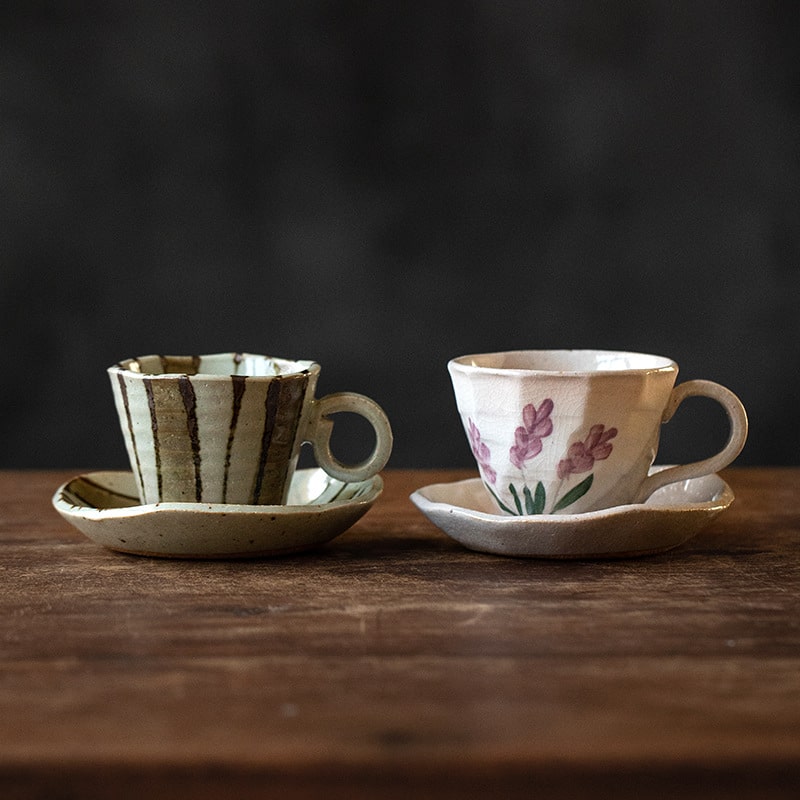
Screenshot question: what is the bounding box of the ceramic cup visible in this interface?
[448,350,748,516]
[108,353,393,505]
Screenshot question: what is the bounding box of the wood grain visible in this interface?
[1,468,799,799]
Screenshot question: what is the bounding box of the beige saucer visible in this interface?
[410,468,734,559]
[53,468,382,559]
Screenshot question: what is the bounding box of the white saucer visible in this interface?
[410,468,734,559]
[53,468,382,559]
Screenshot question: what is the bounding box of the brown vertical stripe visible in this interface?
[251,378,282,504]
[144,381,162,501]
[249,372,310,504]
[178,376,203,503]
[222,375,247,502]
[116,372,145,501]
[269,373,308,496]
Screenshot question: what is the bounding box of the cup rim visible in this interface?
[108,352,320,380]
[448,349,677,376]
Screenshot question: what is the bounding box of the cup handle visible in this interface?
[306,392,393,482]
[633,379,748,503]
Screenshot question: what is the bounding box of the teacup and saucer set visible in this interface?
[53,349,748,559]
[53,353,393,558]
[411,349,747,558]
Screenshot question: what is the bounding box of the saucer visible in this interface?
[52,468,382,558]
[410,468,734,559]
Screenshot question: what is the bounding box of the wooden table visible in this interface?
[1,468,798,799]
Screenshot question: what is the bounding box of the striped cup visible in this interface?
[108,353,393,506]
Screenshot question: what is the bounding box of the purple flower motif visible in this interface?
[467,418,496,485]
[557,424,617,479]
[509,399,554,470]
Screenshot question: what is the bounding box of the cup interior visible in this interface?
[451,349,675,374]
[111,353,316,378]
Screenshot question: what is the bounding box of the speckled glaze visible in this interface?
[52,468,382,558]
[410,468,735,559]
[448,350,747,515]
[108,353,392,506]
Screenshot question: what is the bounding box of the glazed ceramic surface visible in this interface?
[448,350,747,516]
[52,468,382,559]
[410,468,734,559]
[108,353,392,506]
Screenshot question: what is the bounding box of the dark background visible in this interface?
[2,2,798,472]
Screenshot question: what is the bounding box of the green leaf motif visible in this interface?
[552,473,594,512]
[533,481,546,514]
[523,485,535,515]
[509,483,523,515]
[519,482,547,515]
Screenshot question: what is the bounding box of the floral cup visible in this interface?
[448,350,748,516]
